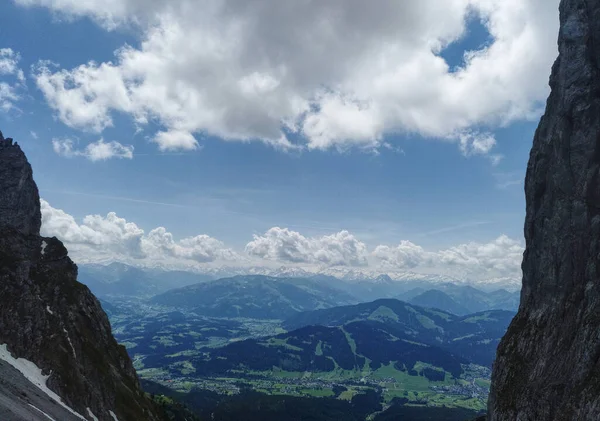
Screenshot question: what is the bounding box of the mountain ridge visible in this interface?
[77,260,520,292]
[283,298,515,367]
[150,274,359,318]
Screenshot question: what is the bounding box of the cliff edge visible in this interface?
[488,0,600,419]
[0,131,164,420]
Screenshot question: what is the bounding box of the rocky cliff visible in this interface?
[488,0,600,419]
[0,131,164,420]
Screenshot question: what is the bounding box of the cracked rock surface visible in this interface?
[488,1,600,420]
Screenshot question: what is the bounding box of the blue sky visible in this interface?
[0,0,559,285]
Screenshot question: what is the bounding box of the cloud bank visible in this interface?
[40,200,239,265]
[40,200,523,283]
[246,227,368,267]
[0,48,25,112]
[16,0,559,156]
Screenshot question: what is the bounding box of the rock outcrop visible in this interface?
[488,0,600,419]
[0,131,41,237]
[0,133,164,420]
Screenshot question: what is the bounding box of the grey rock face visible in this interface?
[0,137,164,420]
[0,137,41,236]
[488,0,600,420]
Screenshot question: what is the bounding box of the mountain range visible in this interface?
[79,263,520,318]
[283,299,514,367]
[150,275,358,318]
[78,261,520,296]
[405,285,520,316]
[78,262,215,298]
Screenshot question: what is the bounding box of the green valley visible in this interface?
[102,291,512,419]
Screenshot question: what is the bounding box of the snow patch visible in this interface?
[28,404,57,421]
[87,408,99,421]
[0,344,86,420]
[46,306,54,315]
[41,241,47,256]
[63,327,76,359]
[109,410,120,421]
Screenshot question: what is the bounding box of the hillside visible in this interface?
[188,321,464,377]
[401,284,519,314]
[140,314,495,414]
[409,289,471,315]
[103,293,509,416]
[151,275,358,318]
[283,299,515,367]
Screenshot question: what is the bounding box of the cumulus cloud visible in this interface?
[152,130,198,151]
[436,234,523,277]
[142,227,238,262]
[41,199,145,259]
[457,131,503,165]
[0,48,24,79]
[372,235,523,281]
[41,199,108,245]
[40,199,239,265]
[247,227,523,280]
[246,227,368,267]
[52,138,134,161]
[0,48,25,111]
[40,200,523,280]
[243,225,522,279]
[19,0,558,155]
[372,241,429,269]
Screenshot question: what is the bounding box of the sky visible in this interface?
[0,0,560,286]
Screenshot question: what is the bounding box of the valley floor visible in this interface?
[92,285,514,421]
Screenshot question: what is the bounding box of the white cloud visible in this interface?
[152,130,198,151]
[245,227,368,267]
[0,84,20,112]
[457,131,503,165]
[436,234,523,277]
[82,212,146,258]
[0,48,24,79]
[458,131,496,156]
[0,48,25,111]
[372,235,523,281]
[142,227,238,262]
[247,227,523,280]
[20,0,558,155]
[41,199,145,258]
[372,241,428,269]
[41,199,107,245]
[52,138,134,161]
[40,200,240,265]
[35,61,132,132]
[41,200,523,281]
